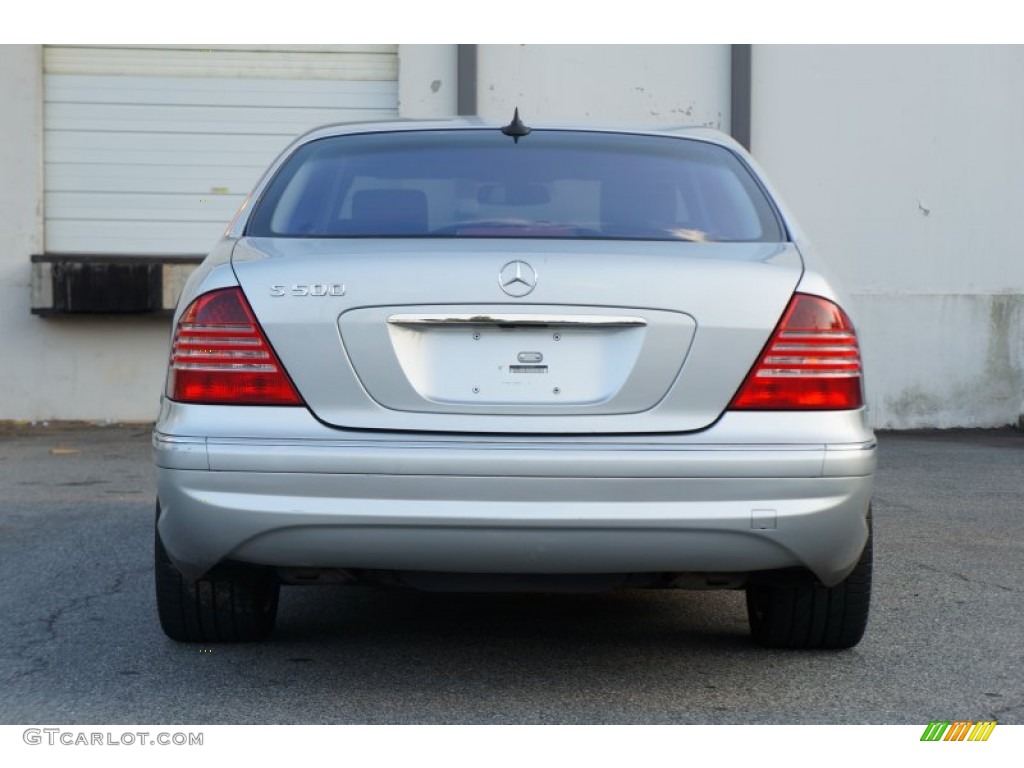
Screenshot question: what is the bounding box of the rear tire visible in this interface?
[746,511,872,650]
[155,514,279,643]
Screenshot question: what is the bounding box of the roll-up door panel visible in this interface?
[43,45,399,255]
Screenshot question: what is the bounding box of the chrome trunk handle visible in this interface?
[387,313,647,328]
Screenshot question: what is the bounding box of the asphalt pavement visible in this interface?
[0,424,1021,724]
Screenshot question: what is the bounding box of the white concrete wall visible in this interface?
[5,44,1023,428]
[0,46,171,422]
[476,45,731,127]
[752,45,1024,428]
[397,44,457,118]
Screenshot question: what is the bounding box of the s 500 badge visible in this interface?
[270,283,346,297]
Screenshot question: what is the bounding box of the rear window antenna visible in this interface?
[501,108,532,143]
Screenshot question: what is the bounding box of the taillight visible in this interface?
[729,293,863,410]
[167,287,303,405]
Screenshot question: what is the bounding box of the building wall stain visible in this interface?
[881,294,1024,428]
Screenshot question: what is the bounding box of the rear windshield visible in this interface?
[246,129,786,242]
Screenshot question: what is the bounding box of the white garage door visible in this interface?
[44,45,399,255]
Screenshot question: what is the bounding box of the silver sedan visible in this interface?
[153,116,875,648]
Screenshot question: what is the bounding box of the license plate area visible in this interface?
[387,323,645,405]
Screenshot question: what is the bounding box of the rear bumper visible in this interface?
[154,404,875,587]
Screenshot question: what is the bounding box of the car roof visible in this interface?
[292,117,742,152]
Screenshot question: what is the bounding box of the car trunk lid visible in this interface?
[232,237,802,434]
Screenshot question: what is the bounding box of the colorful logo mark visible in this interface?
[920,721,997,742]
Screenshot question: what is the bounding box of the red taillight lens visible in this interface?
[167,288,303,405]
[729,293,863,411]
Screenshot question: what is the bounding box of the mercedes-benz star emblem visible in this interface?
[498,260,538,297]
